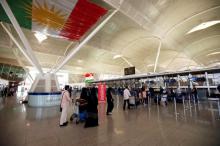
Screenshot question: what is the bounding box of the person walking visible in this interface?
[84,87,99,128]
[192,85,198,103]
[60,85,71,127]
[123,86,131,110]
[106,87,114,115]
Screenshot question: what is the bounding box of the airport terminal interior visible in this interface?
[0,0,220,146]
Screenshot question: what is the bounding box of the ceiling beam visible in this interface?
[11,47,33,81]
[163,5,220,38]
[154,40,162,72]
[53,10,118,73]
[1,22,39,72]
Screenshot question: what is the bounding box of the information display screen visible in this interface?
[124,67,135,75]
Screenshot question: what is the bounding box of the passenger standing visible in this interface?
[192,85,198,103]
[78,88,89,121]
[149,86,155,99]
[84,87,99,128]
[80,87,89,101]
[138,89,143,104]
[161,88,168,106]
[159,86,163,96]
[142,86,147,106]
[3,86,8,97]
[60,85,71,127]
[123,86,131,110]
[170,87,175,102]
[106,87,114,115]
[187,85,192,100]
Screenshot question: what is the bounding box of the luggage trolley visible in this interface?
[70,98,87,124]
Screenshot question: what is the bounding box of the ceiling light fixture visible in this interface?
[113,54,122,59]
[208,62,220,67]
[34,31,47,43]
[77,59,83,63]
[207,51,220,56]
[76,67,82,70]
[147,64,154,67]
[187,20,220,34]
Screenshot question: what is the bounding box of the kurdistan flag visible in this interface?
[0,0,107,40]
[84,73,94,83]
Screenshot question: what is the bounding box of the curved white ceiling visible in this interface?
[0,0,220,79]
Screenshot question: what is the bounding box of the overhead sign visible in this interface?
[124,67,135,75]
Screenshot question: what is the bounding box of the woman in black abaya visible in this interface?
[106,87,114,115]
[84,87,99,128]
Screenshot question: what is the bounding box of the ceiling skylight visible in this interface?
[77,59,83,63]
[76,66,82,70]
[207,51,220,56]
[187,20,220,34]
[34,31,47,43]
[113,54,122,59]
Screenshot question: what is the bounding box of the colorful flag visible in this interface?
[84,73,94,83]
[0,0,107,40]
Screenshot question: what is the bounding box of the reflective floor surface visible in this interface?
[0,96,220,146]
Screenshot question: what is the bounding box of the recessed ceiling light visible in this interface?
[34,31,47,43]
[187,20,220,34]
[113,54,122,59]
[147,64,154,67]
[76,67,82,70]
[77,59,83,63]
[208,62,220,67]
[207,51,220,56]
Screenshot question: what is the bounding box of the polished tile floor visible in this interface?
[0,96,220,146]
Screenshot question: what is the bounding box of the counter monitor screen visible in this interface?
[124,67,135,75]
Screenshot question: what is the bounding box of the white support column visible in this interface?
[0,22,34,81]
[45,73,51,92]
[189,73,193,89]
[10,40,34,82]
[0,0,43,75]
[53,10,118,73]
[177,75,181,87]
[154,40,162,72]
[205,72,210,96]
[164,76,167,88]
